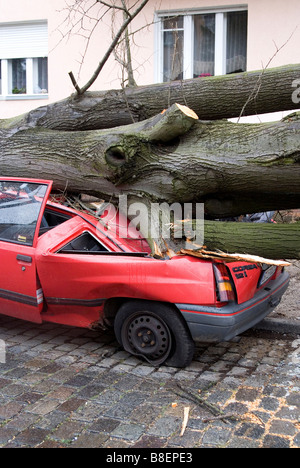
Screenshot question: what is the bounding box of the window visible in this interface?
[0,181,48,246]
[58,232,110,254]
[11,58,27,94]
[155,8,248,82]
[0,21,48,98]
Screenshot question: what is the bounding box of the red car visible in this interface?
[0,178,290,367]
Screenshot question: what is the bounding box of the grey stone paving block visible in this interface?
[259,396,281,412]
[57,397,86,413]
[51,420,86,442]
[130,403,162,426]
[269,419,297,436]
[286,392,300,408]
[88,417,120,433]
[293,432,300,448]
[0,401,23,420]
[235,387,260,402]
[71,401,104,422]
[202,427,232,447]
[168,429,202,448]
[102,402,135,420]
[7,428,50,448]
[6,412,39,431]
[263,434,291,448]
[27,399,61,416]
[0,426,19,446]
[34,410,67,431]
[226,437,261,448]
[70,432,109,448]
[111,423,145,441]
[147,416,181,437]
[133,435,167,448]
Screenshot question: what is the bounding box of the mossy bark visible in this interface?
[1,64,300,260]
[1,109,300,217]
[202,221,300,260]
[4,64,300,131]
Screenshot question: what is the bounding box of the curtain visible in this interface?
[12,59,26,94]
[163,16,184,81]
[226,11,248,74]
[193,14,215,77]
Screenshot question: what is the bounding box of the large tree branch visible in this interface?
[1,103,299,260]
[1,106,300,218]
[15,64,300,131]
[180,221,300,260]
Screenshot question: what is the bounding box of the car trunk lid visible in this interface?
[226,262,263,304]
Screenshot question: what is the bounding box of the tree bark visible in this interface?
[1,106,299,217]
[1,66,299,260]
[185,220,300,260]
[7,64,300,132]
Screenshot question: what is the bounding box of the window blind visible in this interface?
[0,21,48,59]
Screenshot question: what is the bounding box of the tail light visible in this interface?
[213,263,236,303]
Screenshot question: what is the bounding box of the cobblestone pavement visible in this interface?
[0,315,299,449]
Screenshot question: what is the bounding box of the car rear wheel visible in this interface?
[114,301,195,367]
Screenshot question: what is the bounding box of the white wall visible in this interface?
[0,0,299,119]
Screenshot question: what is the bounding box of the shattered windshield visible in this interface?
[0,181,48,246]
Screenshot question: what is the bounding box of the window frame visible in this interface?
[154,5,248,83]
[0,21,48,100]
[0,181,51,247]
[0,57,48,100]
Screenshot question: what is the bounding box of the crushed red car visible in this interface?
[0,178,290,367]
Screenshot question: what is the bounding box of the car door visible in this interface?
[0,178,52,323]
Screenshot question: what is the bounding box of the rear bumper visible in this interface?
[177,270,290,343]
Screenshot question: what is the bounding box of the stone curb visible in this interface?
[254,317,300,335]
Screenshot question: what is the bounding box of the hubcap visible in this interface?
[122,312,172,366]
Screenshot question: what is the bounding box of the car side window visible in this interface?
[0,181,47,246]
[58,232,109,254]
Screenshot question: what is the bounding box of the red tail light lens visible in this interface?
[213,263,236,303]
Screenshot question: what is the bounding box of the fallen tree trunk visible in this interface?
[1,72,299,260]
[191,220,300,260]
[1,105,299,217]
[5,64,300,131]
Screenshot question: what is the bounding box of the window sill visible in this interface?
[0,94,49,101]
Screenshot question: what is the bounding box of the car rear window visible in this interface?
[58,232,109,254]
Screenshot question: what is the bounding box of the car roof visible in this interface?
[0,177,53,185]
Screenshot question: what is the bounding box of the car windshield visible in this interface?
[0,181,48,246]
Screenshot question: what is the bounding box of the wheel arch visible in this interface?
[103,297,189,330]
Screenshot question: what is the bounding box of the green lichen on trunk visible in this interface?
[187,220,300,260]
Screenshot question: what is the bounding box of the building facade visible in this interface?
[0,0,299,119]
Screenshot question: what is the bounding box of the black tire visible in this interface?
[114,301,195,368]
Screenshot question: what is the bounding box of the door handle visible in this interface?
[16,254,32,264]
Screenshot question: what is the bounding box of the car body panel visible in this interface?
[0,177,290,348]
[0,178,52,323]
[0,240,43,323]
[36,220,216,327]
[226,262,262,304]
[179,269,290,342]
